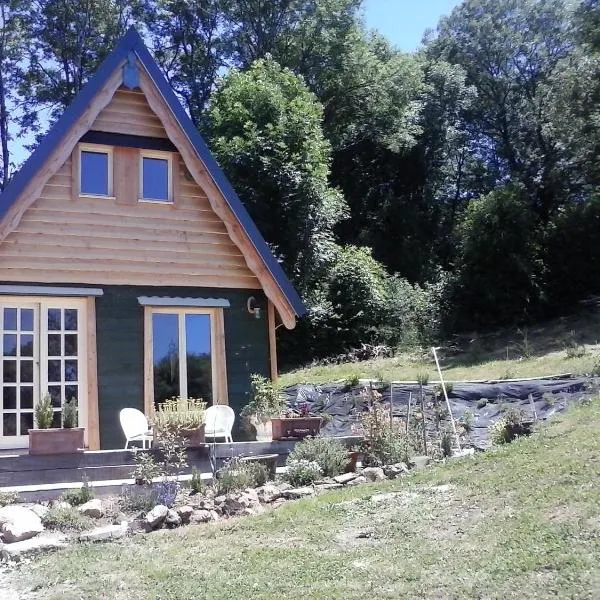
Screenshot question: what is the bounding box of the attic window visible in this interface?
[80,146,112,197]
[140,152,172,203]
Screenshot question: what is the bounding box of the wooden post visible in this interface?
[406,392,412,434]
[419,381,428,456]
[268,301,278,382]
[86,296,100,450]
[432,347,461,452]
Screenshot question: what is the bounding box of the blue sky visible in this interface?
[363,0,462,51]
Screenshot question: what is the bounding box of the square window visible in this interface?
[81,150,110,196]
[141,155,171,202]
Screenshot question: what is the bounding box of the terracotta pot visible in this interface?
[28,427,85,455]
[270,417,322,440]
[345,451,360,473]
[180,424,205,447]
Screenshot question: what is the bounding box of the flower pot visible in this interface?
[251,417,273,442]
[28,427,85,455]
[345,451,360,473]
[270,417,322,440]
[180,424,206,448]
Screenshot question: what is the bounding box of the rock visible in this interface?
[1,533,67,561]
[145,505,168,530]
[281,487,315,499]
[29,504,50,519]
[315,483,343,491]
[271,498,287,509]
[361,467,387,482]
[333,472,359,485]
[345,475,367,486]
[256,484,284,504]
[78,523,128,543]
[214,495,226,505]
[190,509,212,524]
[411,455,431,471]
[176,505,194,524]
[0,506,44,543]
[165,509,181,528]
[243,488,260,504]
[196,498,215,511]
[209,510,220,521]
[221,493,254,516]
[77,499,104,518]
[383,463,410,479]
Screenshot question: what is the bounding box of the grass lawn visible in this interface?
[16,398,600,599]
[279,308,600,386]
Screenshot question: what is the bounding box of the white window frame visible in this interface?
[139,150,173,204]
[79,144,114,199]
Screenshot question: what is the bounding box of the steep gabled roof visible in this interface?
[0,27,305,325]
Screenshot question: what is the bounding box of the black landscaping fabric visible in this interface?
[282,376,595,448]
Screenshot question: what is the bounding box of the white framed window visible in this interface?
[139,151,173,203]
[79,144,113,197]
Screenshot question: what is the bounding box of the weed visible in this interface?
[61,476,93,506]
[344,373,361,390]
[542,393,556,408]
[515,328,533,360]
[131,450,161,484]
[489,418,510,445]
[190,467,206,494]
[216,458,268,494]
[440,431,453,457]
[459,410,475,432]
[118,486,156,515]
[564,330,587,359]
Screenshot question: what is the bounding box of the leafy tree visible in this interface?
[22,0,133,131]
[0,0,29,189]
[208,58,346,294]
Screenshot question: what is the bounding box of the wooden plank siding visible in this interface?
[0,149,260,290]
[90,88,168,138]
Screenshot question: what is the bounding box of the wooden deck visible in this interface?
[0,437,362,499]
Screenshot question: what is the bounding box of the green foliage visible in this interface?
[0,490,17,507]
[35,393,54,429]
[152,397,206,437]
[284,459,323,487]
[62,397,78,429]
[216,457,268,494]
[240,374,287,422]
[60,477,93,506]
[42,506,93,532]
[459,410,474,433]
[190,467,206,495]
[131,451,161,485]
[118,486,156,515]
[489,418,510,445]
[543,393,556,409]
[287,436,348,478]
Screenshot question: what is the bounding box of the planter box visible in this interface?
[28,428,85,455]
[270,417,322,440]
[180,425,205,448]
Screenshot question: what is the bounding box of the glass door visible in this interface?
[0,298,87,449]
[0,304,38,448]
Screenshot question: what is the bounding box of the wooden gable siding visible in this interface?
[0,151,260,289]
[91,87,168,138]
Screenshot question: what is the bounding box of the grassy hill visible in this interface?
[280,308,600,386]
[15,398,600,599]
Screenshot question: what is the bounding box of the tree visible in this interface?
[0,0,29,189]
[136,0,225,130]
[22,0,132,131]
[208,58,346,295]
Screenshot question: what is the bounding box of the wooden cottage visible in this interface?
[0,28,305,451]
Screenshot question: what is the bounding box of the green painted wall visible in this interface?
[95,285,270,448]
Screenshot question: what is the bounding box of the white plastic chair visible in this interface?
[205,405,235,443]
[119,408,153,450]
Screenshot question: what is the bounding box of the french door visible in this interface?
[0,298,87,449]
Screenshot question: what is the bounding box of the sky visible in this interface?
[363,0,462,51]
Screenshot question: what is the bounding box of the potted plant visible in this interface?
[152,396,207,447]
[29,395,85,455]
[270,401,322,441]
[240,374,287,441]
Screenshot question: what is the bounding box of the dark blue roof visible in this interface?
[0,27,306,318]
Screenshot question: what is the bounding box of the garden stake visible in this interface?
[432,347,461,453]
[528,393,538,422]
[406,391,412,434]
[419,379,427,456]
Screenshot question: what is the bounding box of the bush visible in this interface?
[287,436,348,477]
[489,418,510,445]
[35,393,53,429]
[42,506,93,532]
[216,458,268,494]
[0,490,17,507]
[284,459,323,487]
[118,486,156,515]
[62,397,78,428]
[60,477,93,506]
[190,467,206,494]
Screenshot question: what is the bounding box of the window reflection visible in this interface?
[186,314,212,402]
[152,313,180,405]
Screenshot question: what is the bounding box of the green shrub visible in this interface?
[42,506,93,532]
[60,477,93,506]
[240,374,287,422]
[62,397,78,428]
[287,436,348,477]
[118,486,156,515]
[35,393,54,429]
[489,418,510,445]
[284,459,323,487]
[0,490,18,507]
[216,458,268,494]
[131,451,161,485]
[190,467,206,494]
